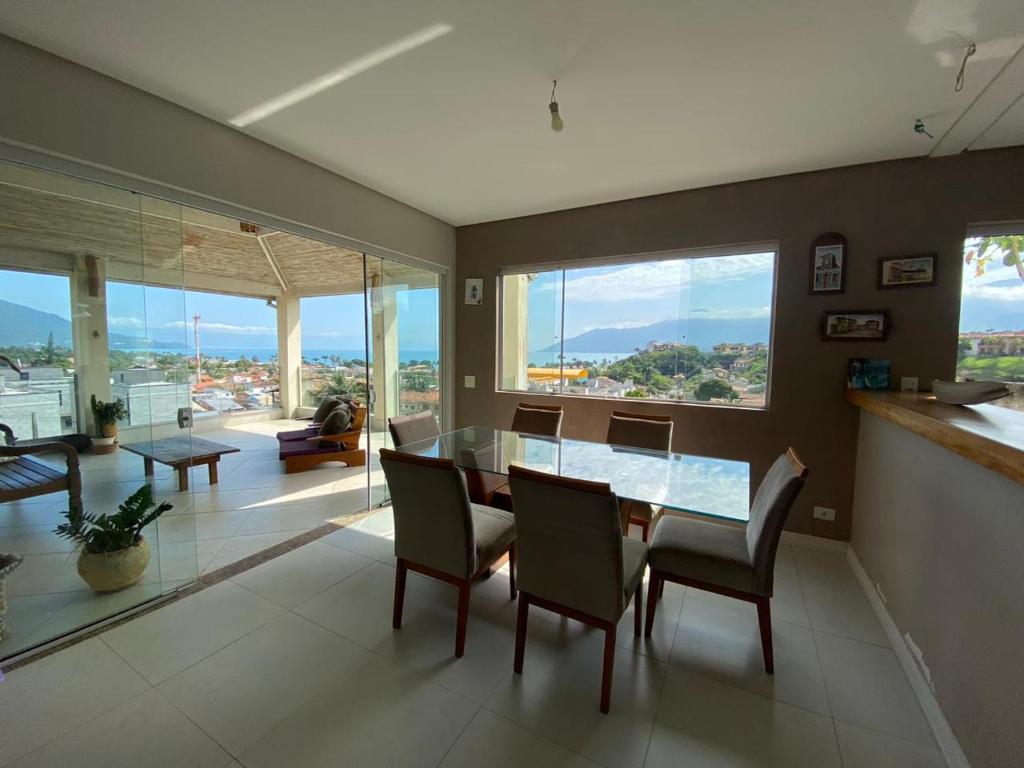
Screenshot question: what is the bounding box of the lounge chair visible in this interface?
[278,406,368,473]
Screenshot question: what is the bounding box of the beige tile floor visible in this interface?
[0,509,949,768]
[0,419,387,660]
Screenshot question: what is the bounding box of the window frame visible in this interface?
[495,241,780,410]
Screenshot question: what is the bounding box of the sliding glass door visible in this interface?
[366,256,442,508]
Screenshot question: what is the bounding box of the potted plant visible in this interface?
[54,485,172,593]
[90,395,127,454]
[0,552,23,640]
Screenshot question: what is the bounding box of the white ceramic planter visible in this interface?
[77,538,150,592]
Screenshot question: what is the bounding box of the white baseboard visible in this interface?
[846,546,970,768]
[780,531,848,552]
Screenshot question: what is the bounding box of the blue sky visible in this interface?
[525,252,776,350]
[0,270,440,355]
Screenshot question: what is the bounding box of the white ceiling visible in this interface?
[1,0,1023,226]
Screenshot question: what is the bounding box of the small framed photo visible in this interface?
[809,233,847,294]
[822,310,890,341]
[878,254,936,289]
[464,278,483,305]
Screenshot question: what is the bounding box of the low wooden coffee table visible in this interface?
[120,436,240,492]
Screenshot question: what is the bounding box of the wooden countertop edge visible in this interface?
[846,390,1024,485]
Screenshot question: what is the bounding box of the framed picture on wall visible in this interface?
[822,310,890,341]
[464,278,483,305]
[878,253,936,288]
[809,232,847,294]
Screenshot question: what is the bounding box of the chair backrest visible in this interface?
[388,411,440,448]
[508,464,625,622]
[511,403,563,438]
[606,411,673,452]
[746,448,809,594]
[379,449,476,578]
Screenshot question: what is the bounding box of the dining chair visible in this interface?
[606,411,673,541]
[507,464,649,713]
[510,403,564,437]
[379,448,517,658]
[490,403,565,510]
[387,410,441,447]
[644,448,809,673]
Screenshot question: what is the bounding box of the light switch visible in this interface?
[464,375,476,388]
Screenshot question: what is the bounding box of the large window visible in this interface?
[499,246,777,408]
[957,231,1024,411]
[0,268,76,437]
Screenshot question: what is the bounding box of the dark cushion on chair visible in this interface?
[649,515,756,594]
[318,406,353,444]
[470,504,516,570]
[311,396,345,424]
[279,440,328,458]
[276,427,317,442]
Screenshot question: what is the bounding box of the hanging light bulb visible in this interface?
[549,80,564,132]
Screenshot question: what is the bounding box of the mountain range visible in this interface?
[538,317,771,356]
[0,299,183,349]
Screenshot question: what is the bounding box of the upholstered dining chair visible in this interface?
[490,403,565,511]
[380,449,517,658]
[510,403,564,437]
[387,411,441,447]
[644,448,809,673]
[507,464,648,713]
[606,411,673,541]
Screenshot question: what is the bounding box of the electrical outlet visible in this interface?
[464,375,476,388]
[813,506,836,522]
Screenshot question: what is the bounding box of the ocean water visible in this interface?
[206,348,438,364]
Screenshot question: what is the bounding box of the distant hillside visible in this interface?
[0,299,183,349]
[538,316,771,356]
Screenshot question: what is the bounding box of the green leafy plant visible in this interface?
[90,395,127,431]
[54,485,172,554]
[965,235,1024,282]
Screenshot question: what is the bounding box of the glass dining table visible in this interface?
[393,427,751,522]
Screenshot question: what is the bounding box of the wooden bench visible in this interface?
[0,423,83,515]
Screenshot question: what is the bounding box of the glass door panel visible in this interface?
[366,255,442,508]
[0,162,196,661]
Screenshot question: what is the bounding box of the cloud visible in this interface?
[688,306,772,319]
[107,316,145,329]
[561,252,774,303]
[961,282,1024,302]
[163,320,275,334]
[578,319,651,333]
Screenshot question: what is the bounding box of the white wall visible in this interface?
[851,412,1024,768]
[0,34,454,270]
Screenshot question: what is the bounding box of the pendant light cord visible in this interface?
[955,42,976,92]
[550,80,558,103]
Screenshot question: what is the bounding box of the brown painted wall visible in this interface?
[454,148,1024,539]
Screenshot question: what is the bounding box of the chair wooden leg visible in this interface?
[392,558,407,629]
[658,578,665,599]
[639,520,649,543]
[644,571,659,637]
[455,581,471,658]
[633,580,643,637]
[600,625,617,714]
[757,596,774,674]
[508,542,517,600]
[514,594,530,674]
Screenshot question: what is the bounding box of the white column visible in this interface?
[276,291,302,417]
[501,273,529,390]
[370,274,399,431]
[70,255,111,435]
